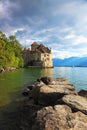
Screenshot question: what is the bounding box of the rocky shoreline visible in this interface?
[19,77,87,130]
[0,67,16,73]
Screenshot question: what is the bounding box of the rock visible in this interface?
[78,90,87,98]
[62,95,87,115]
[32,105,87,130]
[38,85,76,106]
[40,77,56,85]
[0,68,5,73]
[20,77,87,130]
[36,78,77,106]
[40,77,72,85]
[23,77,77,105]
[27,85,34,90]
[22,88,30,96]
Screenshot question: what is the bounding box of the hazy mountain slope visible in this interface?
[53,57,87,66]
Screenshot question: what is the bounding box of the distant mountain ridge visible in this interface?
[53,57,87,67]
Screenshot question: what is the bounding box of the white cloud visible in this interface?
[73,36,87,45]
[64,34,76,39]
[1,0,87,59]
[11,28,26,35]
[0,0,11,20]
[52,48,87,59]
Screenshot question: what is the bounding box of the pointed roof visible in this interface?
[37,44,51,53]
[31,42,38,46]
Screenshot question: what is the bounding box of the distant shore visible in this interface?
[0,67,18,73]
[54,66,87,67]
[1,66,87,73]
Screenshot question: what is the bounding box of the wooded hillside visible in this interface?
[0,31,24,70]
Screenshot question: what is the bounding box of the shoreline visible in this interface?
[0,76,87,129]
[27,65,54,68]
[1,65,87,73]
[0,67,16,73]
[0,66,54,73]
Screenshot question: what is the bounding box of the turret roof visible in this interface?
[31,42,38,46]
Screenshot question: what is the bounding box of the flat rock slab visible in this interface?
[21,77,87,130]
[32,105,87,130]
[29,77,77,106]
[62,95,87,115]
[38,83,77,106]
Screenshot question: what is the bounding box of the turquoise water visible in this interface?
[53,67,87,91]
[0,67,87,107]
[0,67,87,129]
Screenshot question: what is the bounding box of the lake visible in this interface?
[0,67,87,129]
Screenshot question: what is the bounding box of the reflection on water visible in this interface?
[40,68,53,76]
[0,67,87,108]
[0,67,87,129]
[0,67,54,129]
[0,68,53,108]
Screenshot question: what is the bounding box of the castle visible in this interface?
[22,42,53,68]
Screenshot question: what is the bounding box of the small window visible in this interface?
[44,54,46,57]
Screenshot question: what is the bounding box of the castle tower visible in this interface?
[22,42,53,68]
[31,42,39,51]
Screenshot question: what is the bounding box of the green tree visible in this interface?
[0,31,24,70]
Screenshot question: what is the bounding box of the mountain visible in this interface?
[53,57,87,67]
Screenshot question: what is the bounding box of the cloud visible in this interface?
[1,0,87,59]
[11,28,26,35]
[0,0,11,20]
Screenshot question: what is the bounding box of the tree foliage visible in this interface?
[0,31,24,69]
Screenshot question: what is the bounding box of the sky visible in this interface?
[1,0,87,59]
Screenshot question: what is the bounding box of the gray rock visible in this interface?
[62,95,87,114]
[20,77,87,130]
[78,90,87,98]
[32,105,87,130]
[22,88,30,96]
[36,78,77,106]
[40,76,55,85]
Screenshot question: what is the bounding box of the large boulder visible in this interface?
[32,105,87,130]
[40,77,74,85]
[23,77,77,106]
[38,83,77,106]
[20,77,87,130]
[34,78,77,106]
[62,95,87,115]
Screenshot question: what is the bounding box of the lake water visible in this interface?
[0,67,87,129]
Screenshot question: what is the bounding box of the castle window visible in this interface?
[37,57,39,61]
[47,58,49,61]
[44,54,46,57]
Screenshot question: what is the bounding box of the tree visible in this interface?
[0,31,24,69]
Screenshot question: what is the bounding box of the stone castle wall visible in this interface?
[22,43,53,68]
